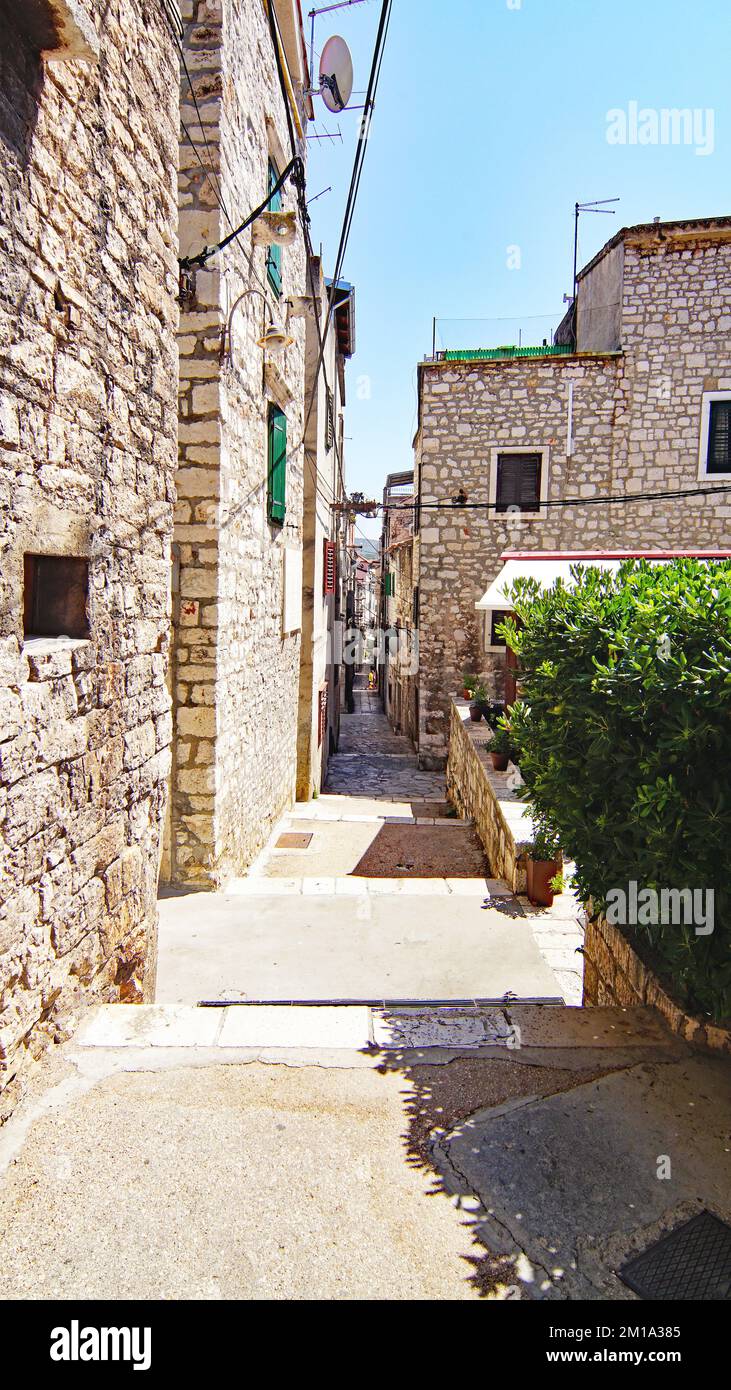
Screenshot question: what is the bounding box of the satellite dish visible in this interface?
[319,36,353,113]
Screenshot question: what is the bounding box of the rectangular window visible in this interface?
[23,554,89,640]
[495,453,541,513]
[267,403,287,524]
[265,159,283,297]
[707,399,731,475]
[323,539,337,595]
[489,609,511,649]
[384,571,394,597]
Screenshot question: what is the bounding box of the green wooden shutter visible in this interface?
[266,159,283,296]
[268,404,287,524]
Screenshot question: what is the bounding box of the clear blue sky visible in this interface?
[306,0,729,540]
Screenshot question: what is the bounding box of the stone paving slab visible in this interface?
[226,876,495,896]
[434,1055,731,1299]
[74,1004,679,1053]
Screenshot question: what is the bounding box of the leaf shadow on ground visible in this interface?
[364,1040,609,1299]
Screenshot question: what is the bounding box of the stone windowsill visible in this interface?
[23,636,91,657]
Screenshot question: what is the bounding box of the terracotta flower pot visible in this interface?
[462,687,473,700]
[490,750,510,771]
[526,858,559,907]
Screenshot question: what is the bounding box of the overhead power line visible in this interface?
[300,0,393,444]
[377,482,731,513]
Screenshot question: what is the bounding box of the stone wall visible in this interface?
[583,912,731,1054]
[0,0,179,1115]
[446,701,532,891]
[386,535,417,744]
[166,0,308,886]
[415,225,731,767]
[416,352,619,765]
[296,257,345,801]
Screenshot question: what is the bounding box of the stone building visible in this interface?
[0,0,179,1112]
[380,470,417,743]
[414,216,731,767]
[163,0,312,885]
[296,262,355,799]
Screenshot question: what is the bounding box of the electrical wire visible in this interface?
[301,0,392,446]
[377,482,731,512]
[179,158,301,269]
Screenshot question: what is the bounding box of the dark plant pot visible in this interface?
[526,858,560,907]
[469,703,482,722]
[490,750,510,771]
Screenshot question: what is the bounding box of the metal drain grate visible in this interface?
[275,833,313,849]
[619,1211,731,1300]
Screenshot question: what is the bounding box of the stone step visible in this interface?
[225,876,505,896]
[73,1003,678,1054]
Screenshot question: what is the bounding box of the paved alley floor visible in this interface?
[2,1001,725,1301]
[157,683,578,1006]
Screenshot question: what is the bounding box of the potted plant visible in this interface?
[469,681,488,721]
[481,698,506,730]
[488,723,515,771]
[525,825,562,907]
[461,671,478,700]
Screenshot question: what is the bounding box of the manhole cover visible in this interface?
[275,833,313,849]
[619,1211,731,1300]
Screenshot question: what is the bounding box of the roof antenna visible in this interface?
[572,198,620,299]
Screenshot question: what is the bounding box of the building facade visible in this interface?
[0,0,179,1113]
[296,263,355,799]
[414,217,731,767]
[380,471,418,742]
[164,0,312,885]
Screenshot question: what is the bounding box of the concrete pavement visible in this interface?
[1,1000,716,1301]
[157,687,581,1006]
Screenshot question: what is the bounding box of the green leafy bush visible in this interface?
[500,559,731,1024]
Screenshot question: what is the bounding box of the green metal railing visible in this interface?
[440,345,574,362]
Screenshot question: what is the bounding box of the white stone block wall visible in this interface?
[415,232,731,766]
[0,0,179,1115]
[168,0,308,884]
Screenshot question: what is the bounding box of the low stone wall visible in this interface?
[583,913,731,1053]
[446,700,532,890]
[448,700,730,1051]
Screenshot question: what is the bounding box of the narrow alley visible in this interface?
[2,675,727,1304]
[155,674,577,1008]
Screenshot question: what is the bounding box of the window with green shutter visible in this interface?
[267,404,287,524]
[266,158,282,297]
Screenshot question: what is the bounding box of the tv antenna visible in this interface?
[572,198,620,298]
[308,1,368,113]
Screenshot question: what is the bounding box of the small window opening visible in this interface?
[23,554,90,640]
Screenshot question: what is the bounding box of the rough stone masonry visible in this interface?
[415,220,731,766]
[165,0,308,887]
[0,0,179,1118]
